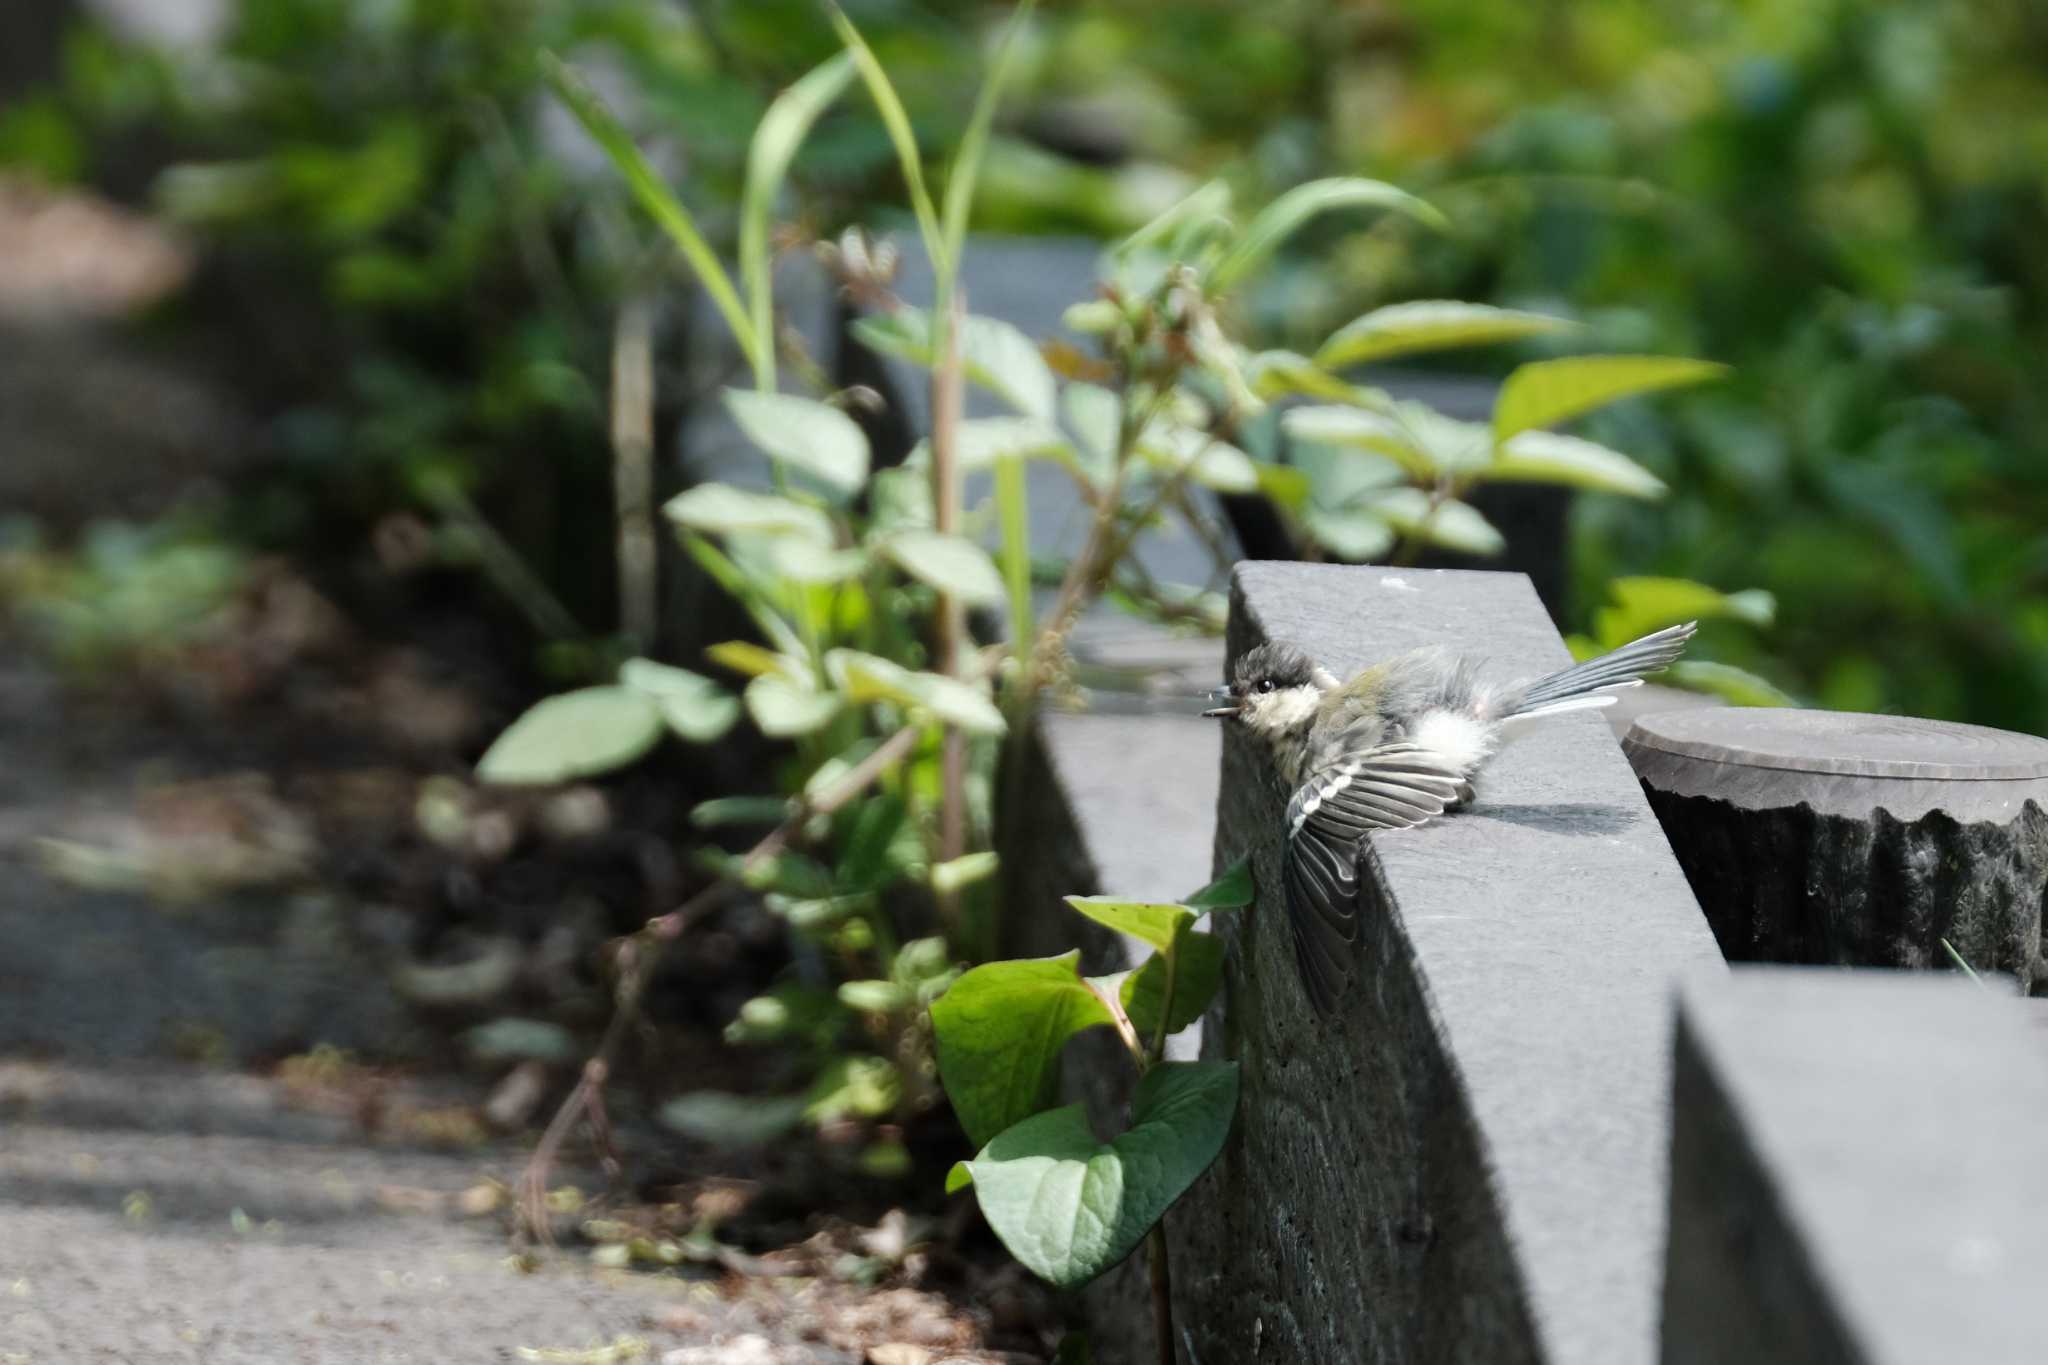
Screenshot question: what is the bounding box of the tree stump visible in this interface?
[1623,709,2048,990]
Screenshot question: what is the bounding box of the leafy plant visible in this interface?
[933,859,1252,1359]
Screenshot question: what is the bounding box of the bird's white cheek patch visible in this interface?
[1411,709,1494,775]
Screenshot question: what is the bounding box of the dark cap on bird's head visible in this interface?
[1203,640,1322,717]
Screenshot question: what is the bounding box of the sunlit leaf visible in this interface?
[931,851,999,894]
[767,536,868,584]
[838,979,911,1014]
[1489,430,1666,499]
[826,4,943,269]
[745,674,842,737]
[1667,660,1797,707]
[664,484,832,541]
[1113,178,1234,261]
[826,648,1006,735]
[1493,355,1728,441]
[1244,350,1385,404]
[723,390,870,501]
[1371,487,1505,556]
[882,531,1006,606]
[1135,422,1257,492]
[619,658,740,742]
[1254,462,1312,512]
[477,686,663,785]
[1592,576,1776,647]
[852,308,1057,421]
[907,416,1075,472]
[1210,178,1444,293]
[804,1054,900,1123]
[1304,505,1396,561]
[1316,301,1578,371]
[1063,896,1193,953]
[1122,931,1225,1040]
[931,952,1114,1148]
[706,640,803,679]
[740,52,856,384]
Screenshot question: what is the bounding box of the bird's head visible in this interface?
[1204,640,1334,739]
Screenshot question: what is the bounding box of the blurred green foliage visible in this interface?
[7,0,2045,729]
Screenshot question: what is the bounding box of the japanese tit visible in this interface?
[1204,621,1697,1012]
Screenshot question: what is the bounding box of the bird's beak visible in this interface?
[1201,687,1241,720]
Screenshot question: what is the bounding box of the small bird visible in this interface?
[1204,621,1697,1012]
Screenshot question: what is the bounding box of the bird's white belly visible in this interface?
[1409,707,1495,776]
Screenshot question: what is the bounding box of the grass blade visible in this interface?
[940,0,1039,270]
[826,2,945,278]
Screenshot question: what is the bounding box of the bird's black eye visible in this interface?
[1257,678,1275,693]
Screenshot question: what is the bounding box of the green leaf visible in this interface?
[838,979,911,1014]
[665,484,832,541]
[804,1054,900,1123]
[1063,896,1194,953]
[681,533,810,661]
[541,54,756,368]
[1244,350,1384,405]
[1135,423,1258,493]
[852,308,1057,421]
[1666,660,1797,707]
[1316,301,1578,371]
[956,1060,1239,1288]
[909,416,1075,472]
[1114,178,1233,260]
[931,851,999,895]
[706,640,803,679]
[476,686,663,785]
[1303,505,1396,561]
[1593,576,1776,647]
[1493,355,1728,442]
[930,952,1115,1148]
[827,648,1006,735]
[619,657,740,743]
[741,52,856,386]
[690,796,790,829]
[767,536,869,584]
[1060,384,1121,487]
[1122,931,1225,1040]
[940,0,1038,266]
[661,1092,808,1148]
[1210,178,1444,294]
[1489,431,1666,499]
[827,4,944,273]
[745,674,843,737]
[1254,462,1313,513]
[882,531,1005,605]
[1282,406,1438,479]
[1372,488,1504,556]
[1184,857,1254,910]
[723,390,870,501]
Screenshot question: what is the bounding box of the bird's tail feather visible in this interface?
[1510,621,1697,716]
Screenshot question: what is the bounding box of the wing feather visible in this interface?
[1281,743,1463,1014]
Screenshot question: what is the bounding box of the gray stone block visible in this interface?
[1179,561,1722,1364]
[1625,709,2048,990]
[1663,967,2048,1365]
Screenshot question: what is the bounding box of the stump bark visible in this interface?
[1623,709,2048,991]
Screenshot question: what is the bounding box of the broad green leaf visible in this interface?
[852,308,1057,421]
[804,1053,900,1123]
[1135,423,1258,493]
[1122,930,1225,1040]
[1668,660,1796,707]
[540,54,756,369]
[835,790,908,893]
[931,851,999,894]
[1244,350,1385,405]
[955,1060,1239,1288]
[1063,896,1194,953]
[706,640,803,679]
[723,390,870,500]
[1062,299,1121,334]
[1254,462,1313,512]
[882,531,1005,606]
[870,466,935,533]
[1490,431,1666,499]
[740,52,856,385]
[1593,576,1775,647]
[477,686,664,785]
[1185,857,1254,910]
[930,952,1115,1148]
[1303,505,1396,561]
[665,484,832,541]
[1210,178,1444,294]
[661,1091,807,1148]
[826,5,943,270]
[907,416,1075,472]
[838,979,911,1014]
[1283,406,1435,479]
[619,657,740,742]
[826,648,1006,735]
[1493,355,1728,441]
[767,536,868,584]
[1316,301,1578,371]
[1372,487,1505,556]
[745,674,842,736]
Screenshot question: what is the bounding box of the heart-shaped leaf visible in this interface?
[953,1060,1240,1288]
[1063,897,1194,953]
[882,531,1006,607]
[1184,857,1254,910]
[931,953,1115,1148]
[1121,930,1226,1041]
[477,686,664,785]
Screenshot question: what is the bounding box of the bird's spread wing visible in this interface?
[1282,743,1465,1013]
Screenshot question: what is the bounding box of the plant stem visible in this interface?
[1148,1223,1177,1365]
[610,295,658,645]
[930,289,969,934]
